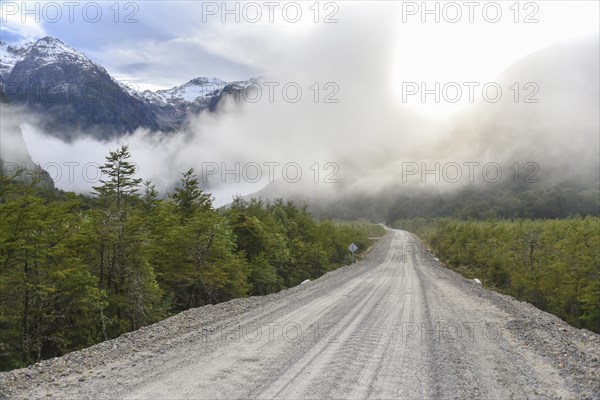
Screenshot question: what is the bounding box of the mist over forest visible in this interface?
[1,1,599,387]
[2,34,598,219]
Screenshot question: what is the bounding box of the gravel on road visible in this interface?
[1,229,598,399]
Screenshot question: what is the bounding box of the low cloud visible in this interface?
[8,3,599,207]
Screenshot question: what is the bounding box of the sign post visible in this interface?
[348,243,358,263]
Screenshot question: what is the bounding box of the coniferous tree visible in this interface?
[0,173,104,370]
[1,151,382,370]
[171,168,212,219]
[90,144,163,334]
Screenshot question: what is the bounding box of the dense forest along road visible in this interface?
[2,230,598,399]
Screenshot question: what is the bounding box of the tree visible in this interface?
[93,144,141,211]
[141,180,159,212]
[152,170,248,311]
[89,144,163,335]
[1,157,382,370]
[0,174,105,370]
[412,217,600,333]
[171,168,212,219]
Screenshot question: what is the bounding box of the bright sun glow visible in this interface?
[392,1,600,117]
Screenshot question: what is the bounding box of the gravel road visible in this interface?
[1,229,598,399]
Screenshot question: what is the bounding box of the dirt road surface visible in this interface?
[1,230,598,399]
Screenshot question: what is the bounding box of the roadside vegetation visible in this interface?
[394,217,600,333]
[0,145,384,371]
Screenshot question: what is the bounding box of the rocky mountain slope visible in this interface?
[0,88,54,189]
[0,37,257,139]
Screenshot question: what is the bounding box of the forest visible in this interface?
[394,217,600,333]
[304,180,599,222]
[0,145,384,371]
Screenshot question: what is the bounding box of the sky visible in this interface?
[2,1,598,95]
[1,1,599,205]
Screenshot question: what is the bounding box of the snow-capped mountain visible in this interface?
[0,37,258,139]
[153,77,226,102]
[1,37,92,74]
[138,76,261,110]
[0,41,33,81]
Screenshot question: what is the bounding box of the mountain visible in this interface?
[439,35,600,185]
[247,36,600,221]
[1,37,161,138]
[137,76,261,120]
[0,37,258,140]
[0,91,54,189]
[151,77,226,103]
[0,41,31,82]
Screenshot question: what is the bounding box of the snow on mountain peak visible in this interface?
[155,77,227,102]
[1,36,261,123]
[0,40,34,79]
[0,36,100,81]
[189,77,226,86]
[27,36,95,69]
